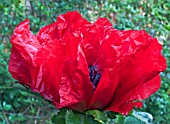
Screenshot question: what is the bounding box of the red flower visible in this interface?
[8,11,166,115]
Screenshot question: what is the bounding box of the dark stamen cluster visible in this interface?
[89,65,102,89]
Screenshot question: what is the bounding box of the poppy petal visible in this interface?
[94,18,112,28]
[8,47,31,86]
[31,32,93,111]
[56,11,90,36]
[10,18,41,65]
[138,75,161,100]
[89,68,119,109]
[36,22,59,45]
[104,30,166,115]
[9,19,41,86]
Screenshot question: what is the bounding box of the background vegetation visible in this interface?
[0,0,169,123]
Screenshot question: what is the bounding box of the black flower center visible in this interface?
[89,65,102,89]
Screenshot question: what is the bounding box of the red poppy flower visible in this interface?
[8,11,166,115]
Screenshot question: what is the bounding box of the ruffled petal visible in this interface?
[36,22,59,45]
[89,68,119,109]
[58,33,93,111]
[81,18,117,67]
[8,47,31,86]
[56,11,90,36]
[81,24,101,65]
[82,21,166,114]
[31,32,93,111]
[104,30,166,115]
[9,19,41,86]
[36,11,89,46]
[94,18,112,28]
[138,75,161,100]
[10,18,41,65]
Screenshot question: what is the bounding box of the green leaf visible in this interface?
[3,104,11,111]
[52,109,99,124]
[162,24,170,31]
[131,111,153,124]
[86,110,107,124]
[51,109,67,124]
[117,114,125,124]
[124,116,144,124]
[65,110,99,124]
[2,102,12,111]
[105,111,118,119]
[0,4,5,9]
[51,115,65,124]
[12,0,21,8]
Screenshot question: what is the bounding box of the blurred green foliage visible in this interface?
[0,0,169,123]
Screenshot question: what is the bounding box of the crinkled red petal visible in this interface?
[103,30,166,115]
[8,47,31,86]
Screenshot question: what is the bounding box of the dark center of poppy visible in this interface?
[89,65,102,89]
